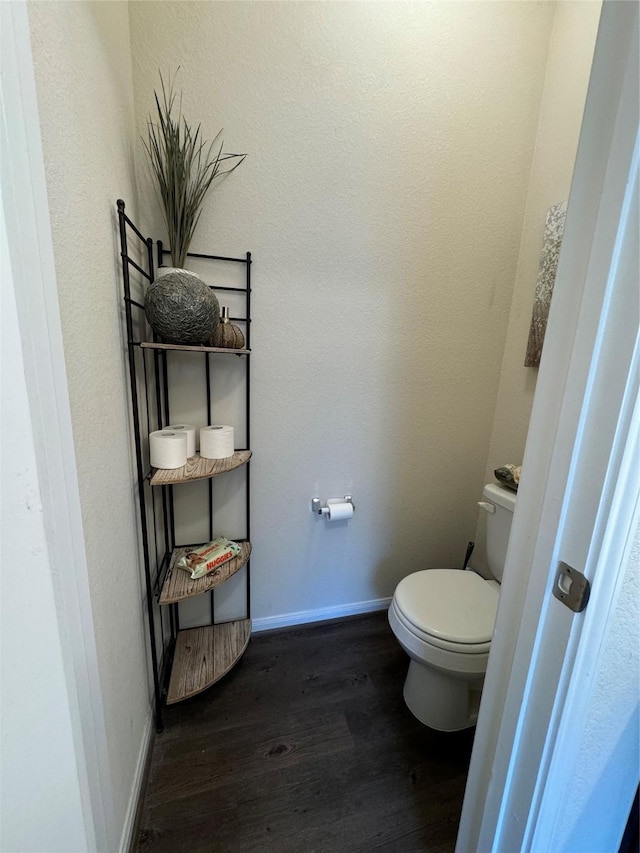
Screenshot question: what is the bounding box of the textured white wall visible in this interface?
[484,1,601,476]
[27,1,149,840]
[472,0,600,573]
[129,1,556,622]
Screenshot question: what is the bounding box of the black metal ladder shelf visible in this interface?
[117,199,252,732]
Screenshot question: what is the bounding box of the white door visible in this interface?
[457,3,639,851]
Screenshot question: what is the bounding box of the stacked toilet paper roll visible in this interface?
[165,424,196,457]
[149,430,188,469]
[200,425,235,459]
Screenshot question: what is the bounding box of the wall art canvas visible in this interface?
[525,200,567,367]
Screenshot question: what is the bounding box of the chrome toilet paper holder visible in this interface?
[311,495,355,516]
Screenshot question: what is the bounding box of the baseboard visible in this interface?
[120,707,154,853]
[251,597,392,633]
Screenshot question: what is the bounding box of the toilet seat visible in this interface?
[392,569,499,653]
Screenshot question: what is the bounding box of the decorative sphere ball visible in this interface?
[144,270,220,344]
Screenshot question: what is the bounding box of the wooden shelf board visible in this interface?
[141,341,249,355]
[160,542,252,604]
[167,619,251,705]
[150,450,251,486]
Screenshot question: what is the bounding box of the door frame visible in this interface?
[1,3,115,850]
[456,3,639,850]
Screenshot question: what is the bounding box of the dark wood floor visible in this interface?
[135,613,475,853]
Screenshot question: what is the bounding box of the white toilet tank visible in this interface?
[482,483,517,583]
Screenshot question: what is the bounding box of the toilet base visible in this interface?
[403,659,483,732]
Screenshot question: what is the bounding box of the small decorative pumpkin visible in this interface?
[210,306,245,349]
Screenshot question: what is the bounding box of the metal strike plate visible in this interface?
[553,561,591,613]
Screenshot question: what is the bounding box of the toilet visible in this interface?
[388,483,516,732]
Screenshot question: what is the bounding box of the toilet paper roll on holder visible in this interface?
[312,495,355,516]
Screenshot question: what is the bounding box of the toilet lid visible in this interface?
[394,570,499,644]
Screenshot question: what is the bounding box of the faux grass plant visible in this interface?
[143,72,245,268]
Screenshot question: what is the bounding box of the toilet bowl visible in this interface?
[388,483,516,731]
